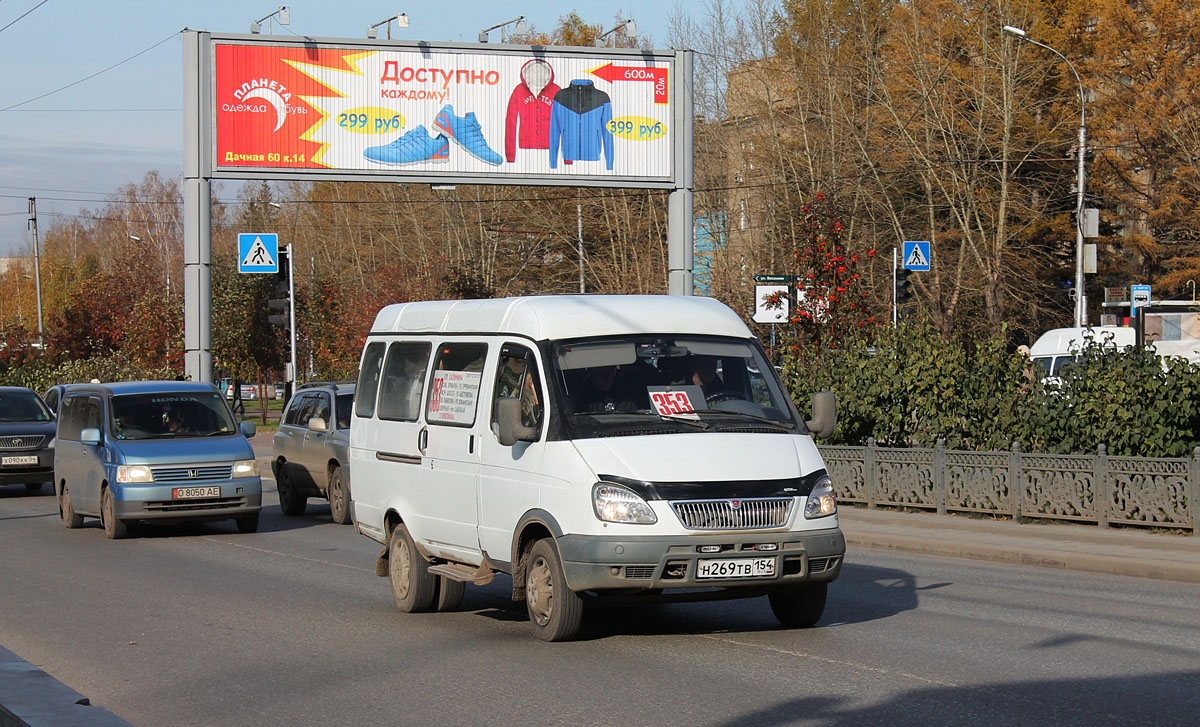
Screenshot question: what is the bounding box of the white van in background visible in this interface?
[349,295,845,641]
[1029,326,1136,381]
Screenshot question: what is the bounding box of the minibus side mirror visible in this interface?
[805,392,836,439]
[307,417,328,433]
[496,398,537,447]
[80,427,102,446]
[240,420,257,437]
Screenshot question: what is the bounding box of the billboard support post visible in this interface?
[668,49,694,296]
[184,31,214,383]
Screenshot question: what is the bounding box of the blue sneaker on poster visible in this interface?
[364,125,450,165]
[433,105,503,166]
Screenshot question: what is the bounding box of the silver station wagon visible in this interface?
[54,381,262,539]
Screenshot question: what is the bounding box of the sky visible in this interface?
[0,0,717,256]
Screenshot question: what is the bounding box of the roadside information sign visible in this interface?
[1131,284,1151,315]
[238,233,279,273]
[753,284,790,324]
[902,241,931,271]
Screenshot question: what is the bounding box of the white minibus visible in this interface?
[350,295,845,641]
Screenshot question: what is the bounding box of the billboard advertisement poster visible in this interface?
[213,41,674,183]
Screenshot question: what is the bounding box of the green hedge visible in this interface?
[782,322,1200,458]
[0,354,179,394]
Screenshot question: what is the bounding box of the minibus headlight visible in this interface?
[804,476,837,519]
[232,459,259,477]
[592,483,657,524]
[116,465,154,484]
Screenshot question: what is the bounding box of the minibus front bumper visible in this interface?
[555,527,845,592]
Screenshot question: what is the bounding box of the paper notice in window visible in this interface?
[427,371,482,424]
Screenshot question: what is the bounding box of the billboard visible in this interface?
[210,37,677,186]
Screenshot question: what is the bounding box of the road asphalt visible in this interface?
[4,435,1197,726]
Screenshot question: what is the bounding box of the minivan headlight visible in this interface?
[116,465,154,484]
[592,483,657,524]
[232,459,259,477]
[804,476,837,519]
[45,437,55,449]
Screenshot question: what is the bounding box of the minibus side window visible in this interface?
[377,342,432,422]
[426,343,487,427]
[491,344,544,433]
[355,342,387,418]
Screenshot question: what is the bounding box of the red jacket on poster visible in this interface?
[505,59,562,163]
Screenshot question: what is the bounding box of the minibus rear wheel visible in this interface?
[435,577,465,611]
[525,539,583,642]
[389,524,437,613]
[768,582,828,628]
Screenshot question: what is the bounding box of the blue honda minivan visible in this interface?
[54,381,262,539]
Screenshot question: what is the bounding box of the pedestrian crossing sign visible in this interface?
[238,233,279,273]
[902,241,931,271]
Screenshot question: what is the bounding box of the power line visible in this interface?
[0,0,49,36]
[0,29,182,112]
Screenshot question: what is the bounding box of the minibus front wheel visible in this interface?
[525,539,583,642]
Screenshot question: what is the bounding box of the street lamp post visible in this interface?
[1003,25,1088,327]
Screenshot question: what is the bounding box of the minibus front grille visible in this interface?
[0,435,44,450]
[152,466,234,482]
[670,497,794,530]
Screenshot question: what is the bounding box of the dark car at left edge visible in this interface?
[0,386,56,492]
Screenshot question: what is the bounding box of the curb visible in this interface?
[0,647,129,727]
[845,531,1200,584]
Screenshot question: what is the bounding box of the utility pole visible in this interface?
[27,197,44,349]
[288,243,297,395]
[577,203,585,293]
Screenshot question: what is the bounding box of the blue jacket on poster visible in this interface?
[549,80,614,170]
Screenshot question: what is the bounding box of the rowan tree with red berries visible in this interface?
[761,192,877,359]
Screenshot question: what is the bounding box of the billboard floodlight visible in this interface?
[251,6,290,34]
[595,19,636,47]
[478,16,527,43]
[369,13,409,39]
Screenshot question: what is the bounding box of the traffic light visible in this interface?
[895,267,914,306]
[267,298,289,329]
[268,248,290,330]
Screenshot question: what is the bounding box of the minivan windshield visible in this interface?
[0,391,53,422]
[111,391,239,440]
[553,335,802,438]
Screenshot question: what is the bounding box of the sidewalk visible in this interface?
[838,505,1200,583]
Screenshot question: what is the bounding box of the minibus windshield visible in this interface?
[553,335,802,438]
[111,391,240,440]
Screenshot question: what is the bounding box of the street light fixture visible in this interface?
[595,19,637,47]
[1003,24,1089,327]
[478,16,527,43]
[368,13,409,39]
[251,6,290,34]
